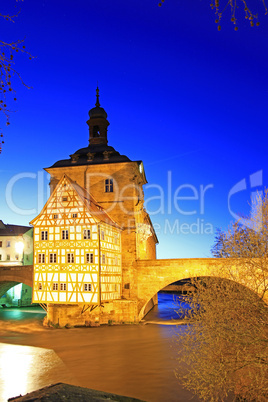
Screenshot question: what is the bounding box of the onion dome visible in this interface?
[88,86,108,119]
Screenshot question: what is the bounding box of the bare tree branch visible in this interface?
[158,1,268,31]
[0,2,33,154]
[175,190,268,401]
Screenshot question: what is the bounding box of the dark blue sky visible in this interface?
[1,0,268,258]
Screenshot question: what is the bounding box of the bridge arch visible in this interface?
[140,277,196,319]
[135,258,267,320]
[0,265,33,299]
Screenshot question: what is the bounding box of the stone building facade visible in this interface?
[0,220,32,266]
[0,221,33,307]
[31,89,158,326]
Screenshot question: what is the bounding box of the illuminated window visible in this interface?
[83,229,91,240]
[41,231,48,240]
[114,235,118,245]
[62,230,69,240]
[67,253,74,263]
[53,283,58,291]
[6,254,10,261]
[6,241,11,247]
[60,283,66,291]
[114,284,118,291]
[115,256,118,265]
[53,214,58,219]
[0,241,2,247]
[49,253,57,263]
[101,230,105,240]
[105,179,113,192]
[102,254,105,264]
[38,253,45,263]
[62,196,68,202]
[84,283,92,292]
[72,213,77,218]
[86,253,93,263]
[38,283,42,290]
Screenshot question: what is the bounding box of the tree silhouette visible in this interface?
[0,2,33,154]
[158,0,267,31]
[175,190,268,401]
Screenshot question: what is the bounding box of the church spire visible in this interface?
[95,85,100,107]
[87,88,109,146]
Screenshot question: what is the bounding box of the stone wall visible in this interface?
[46,299,139,327]
[0,265,33,289]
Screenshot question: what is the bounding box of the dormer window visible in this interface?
[71,154,79,163]
[105,179,113,193]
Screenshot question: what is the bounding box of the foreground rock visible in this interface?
[8,383,145,402]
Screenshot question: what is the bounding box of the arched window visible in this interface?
[93,125,100,137]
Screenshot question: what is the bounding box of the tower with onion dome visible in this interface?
[31,88,158,326]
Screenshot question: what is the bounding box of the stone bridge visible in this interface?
[0,265,33,298]
[134,258,267,320]
[0,260,266,323]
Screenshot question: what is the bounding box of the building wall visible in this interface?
[0,230,33,266]
[23,229,33,265]
[46,162,157,299]
[31,175,122,305]
[99,222,122,302]
[46,299,139,327]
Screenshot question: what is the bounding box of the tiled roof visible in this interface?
[71,179,121,229]
[48,144,131,168]
[0,221,31,236]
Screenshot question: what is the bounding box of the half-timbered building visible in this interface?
[30,174,122,307]
[31,88,158,326]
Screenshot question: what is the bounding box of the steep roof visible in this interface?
[30,175,121,229]
[71,178,121,228]
[47,143,131,168]
[0,221,32,237]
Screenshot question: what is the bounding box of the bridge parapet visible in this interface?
[135,258,226,297]
[134,258,267,320]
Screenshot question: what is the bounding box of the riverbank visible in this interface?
[9,383,145,402]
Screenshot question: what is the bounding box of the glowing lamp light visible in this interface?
[15,241,24,254]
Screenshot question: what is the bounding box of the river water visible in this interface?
[0,293,200,402]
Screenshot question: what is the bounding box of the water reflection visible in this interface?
[144,292,191,323]
[0,296,200,402]
[0,306,46,321]
[0,343,72,402]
